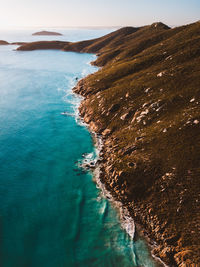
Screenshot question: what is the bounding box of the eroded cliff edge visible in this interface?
[18,21,200,266]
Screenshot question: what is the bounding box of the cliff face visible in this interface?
[17,21,200,266]
[74,22,200,266]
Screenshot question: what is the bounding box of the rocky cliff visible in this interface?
[17,21,200,266]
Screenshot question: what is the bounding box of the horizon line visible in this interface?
[1,20,199,31]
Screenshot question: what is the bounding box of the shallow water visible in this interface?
[0,30,157,267]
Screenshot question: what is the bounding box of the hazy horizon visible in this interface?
[0,0,199,30]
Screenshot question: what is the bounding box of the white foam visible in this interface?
[70,56,167,267]
[77,151,97,170]
[67,65,136,241]
[93,156,136,241]
[119,207,135,240]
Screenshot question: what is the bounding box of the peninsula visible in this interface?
[0,40,9,45]
[17,21,200,266]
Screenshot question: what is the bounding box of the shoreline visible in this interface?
[73,81,167,267]
[16,21,200,265]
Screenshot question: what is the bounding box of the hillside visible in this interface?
[0,41,27,46]
[17,40,68,51]
[17,21,200,266]
[0,40,9,45]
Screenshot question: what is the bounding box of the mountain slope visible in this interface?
[73,21,200,266]
[17,21,200,266]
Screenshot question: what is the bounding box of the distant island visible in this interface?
[32,31,62,36]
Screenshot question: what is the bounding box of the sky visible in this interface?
[0,0,199,29]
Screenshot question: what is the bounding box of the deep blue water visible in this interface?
[0,30,157,267]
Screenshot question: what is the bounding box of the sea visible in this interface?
[0,28,157,267]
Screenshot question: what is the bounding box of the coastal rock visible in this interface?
[108,103,120,113]
[120,113,129,120]
[120,109,133,120]
[131,111,140,123]
[89,120,103,133]
[102,128,111,136]
[157,71,166,77]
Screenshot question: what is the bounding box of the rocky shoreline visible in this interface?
[73,70,199,266]
[16,21,200,265]
[73,80,170,267]
[73,84,165,265]
[78,113,167,267]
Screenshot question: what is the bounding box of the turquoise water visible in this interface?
[0,30,157,267]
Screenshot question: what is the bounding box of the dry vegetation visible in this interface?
[18,21,200,266]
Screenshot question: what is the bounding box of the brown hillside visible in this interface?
[17,21,200,266]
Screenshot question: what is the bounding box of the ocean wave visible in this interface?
[69,65,136,245]
[119,206,135,240]
[60,112,74,117]
[62,89,82,118]
[94,167,136,241]
[77,152,97,170]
